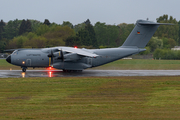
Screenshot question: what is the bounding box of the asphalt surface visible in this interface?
[0,70,180,78]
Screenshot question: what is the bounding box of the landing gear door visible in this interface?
[26,59,31,66]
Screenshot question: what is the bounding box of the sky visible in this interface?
[1,0,179,25]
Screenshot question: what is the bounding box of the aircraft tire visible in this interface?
[62,69,67,72]
[22,68,26,72]
[63,69,82,72]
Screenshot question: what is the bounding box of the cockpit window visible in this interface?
[12,50,18,55]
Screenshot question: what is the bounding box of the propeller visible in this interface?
[57,49,65,69]
[47,49,65,68]
[58,49,64,61]
[47,50,55,67]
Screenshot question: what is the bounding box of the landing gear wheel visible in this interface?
[63,69,68,72]
[22,68,26,72]
[62,69,83,72]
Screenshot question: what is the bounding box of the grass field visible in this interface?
[1,59,180,70]
[0,76,180,119]
[94,59,180,70]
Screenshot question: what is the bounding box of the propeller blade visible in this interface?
[60,49,64,61]
[47,49,55,67]
[61,49,64,69]
[51,56,53,67]
[51,50,55,57]
[57,49,64,61]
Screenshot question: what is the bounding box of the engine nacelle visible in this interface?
[63,53,81,61]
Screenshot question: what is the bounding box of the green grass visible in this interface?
[93,59,180,70]
[2,59,180,70]
[0,77,180,119]
[0,59,21,70]
[0,59,45,70]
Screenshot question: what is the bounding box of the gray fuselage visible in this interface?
[7,46,144,70]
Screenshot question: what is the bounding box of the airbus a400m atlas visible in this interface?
[6,20,172,72]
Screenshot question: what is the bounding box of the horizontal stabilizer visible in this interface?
[138,21,174,25]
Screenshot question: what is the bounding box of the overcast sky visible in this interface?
[1,0,179,25]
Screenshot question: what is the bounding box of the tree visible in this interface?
[85,22,98,48]
[18,19,32,35]
[65,36,81,47]
[8,36,28,48]
[35,24,50,36]
[18,19,26,35]
[62,21,73,28]
[0,20,5,40]
[156,14,168,22]
[168,38,176,48]
[94,22,107,46]
[24,36,47,48]
[44,26,75,47]
[118,23,134,46]
[147,37,163,52]
[153,49,180,60]
[77,29,91,46]
[84,19,91,25]
[0,40,6,52]
[75,19,98,48]
[43,19,51,26]
[0,20,6,52]
[162,37,176,49]
[73,23,86,33]
[30,20,41,32]
[178,21,180,45]
[26,19,32,32]
[4,19,22,39]
[106,25,120,47]
[27,32,37,40]
[154,14,179,45]
[94,21,124,47]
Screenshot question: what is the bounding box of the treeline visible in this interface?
[140,15,180,59]
[0,14,180,55]
[153,49,180,60]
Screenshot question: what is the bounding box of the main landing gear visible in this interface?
[63,69,82,72]
[22,67,27,72]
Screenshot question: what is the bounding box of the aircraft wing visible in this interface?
[58,47,98,57]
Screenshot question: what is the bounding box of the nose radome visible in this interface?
[6,55,11,63]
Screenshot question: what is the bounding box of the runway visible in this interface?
[0,70,180,78]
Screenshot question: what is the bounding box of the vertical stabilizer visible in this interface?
[121,20,172,48]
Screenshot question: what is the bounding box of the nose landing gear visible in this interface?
[22,67,27,72]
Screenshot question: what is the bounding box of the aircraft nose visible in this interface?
[6,55,11,63]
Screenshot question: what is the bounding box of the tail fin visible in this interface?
[121,20,173,48]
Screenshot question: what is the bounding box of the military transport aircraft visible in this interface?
[6,20,172,72]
